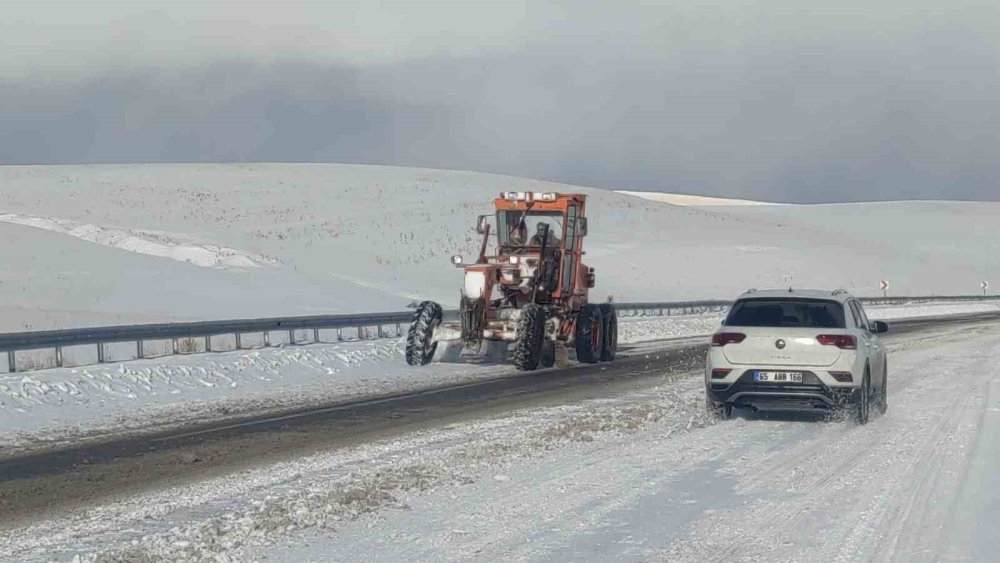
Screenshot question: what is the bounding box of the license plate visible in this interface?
[754,371,803,383]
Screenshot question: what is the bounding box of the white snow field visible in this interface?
[2,320,998,562]
[2,164,1000,331]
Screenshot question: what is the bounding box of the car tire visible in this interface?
[706,395,732,420]
[878,360,888,415]
[855,370,871,425]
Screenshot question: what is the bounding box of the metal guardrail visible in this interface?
[616,295,1000,316]
[0,312,416,373]
[1,295,998,373]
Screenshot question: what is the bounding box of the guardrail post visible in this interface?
[337,328,343,341]
[396,323,402,337]
[377,325,384,338]
[172,338,179,354]
[313,328,320,343]
[235,332,242,350]
[264,331,271,347]
[55,347,63,368]
[358,326,365,340]
[8,351,15,373]
[137,340,143,359]
[289,329,295,345]
[97,342,106,363]
[205,336,212,352]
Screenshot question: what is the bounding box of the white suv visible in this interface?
[705,289,888,424]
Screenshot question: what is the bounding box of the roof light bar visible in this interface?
[500,192,559,202]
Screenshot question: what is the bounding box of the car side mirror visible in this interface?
[578,217,588,236]
[476,215,490,235]
[872,321,889,334]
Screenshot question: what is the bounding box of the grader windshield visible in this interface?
[497,210,565,247]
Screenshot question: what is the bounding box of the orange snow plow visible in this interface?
[406,192,616,370]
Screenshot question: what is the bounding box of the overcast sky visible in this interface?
[3,0,1000,202]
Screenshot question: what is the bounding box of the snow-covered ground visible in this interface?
[3,301,994,458]
[2,317,997,562]
[2,164,1000,331]
[615,190,777,206]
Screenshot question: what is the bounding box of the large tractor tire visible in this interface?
[575,304,603,364]
[405,301,443,366]
[598,303,618,362]
[513,304,546,371]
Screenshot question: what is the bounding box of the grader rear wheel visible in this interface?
[575,304,603,364]
[540,341,556,368]
[598,303,618,362]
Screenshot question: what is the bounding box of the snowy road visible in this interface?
[0,316,998,561]
[248,321,1000,563]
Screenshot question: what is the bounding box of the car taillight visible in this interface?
[830,371,853,382]
[816,334,857,349]
[711,368,732,379]
[711,333,746,347]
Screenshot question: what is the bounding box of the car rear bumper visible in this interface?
[707,370,861,410]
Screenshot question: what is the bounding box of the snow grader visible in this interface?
[405,191,617,370]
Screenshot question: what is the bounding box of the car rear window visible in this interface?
[724,298,846,328]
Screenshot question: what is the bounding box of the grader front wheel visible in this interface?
[513,304,546,371]
[405,301,443,366]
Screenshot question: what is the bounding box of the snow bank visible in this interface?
[866,302,1000,320]
[617,313,725,343]
[0,212,270,269]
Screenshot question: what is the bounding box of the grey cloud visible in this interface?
[2,31,1000,203]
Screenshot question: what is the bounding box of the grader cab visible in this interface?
[405,192,617,371]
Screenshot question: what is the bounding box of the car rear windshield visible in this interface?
[724,298,846,328]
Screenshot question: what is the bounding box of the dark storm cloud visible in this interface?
[0,60,449,166]
[2,31,1000,203]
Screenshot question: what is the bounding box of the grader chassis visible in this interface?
[405,191,617,370]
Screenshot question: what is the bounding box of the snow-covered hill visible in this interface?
[615,191,776,206]
[1,164,998,330]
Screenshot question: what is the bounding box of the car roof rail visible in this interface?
[744,288,757,294]
[831,288,848,296]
